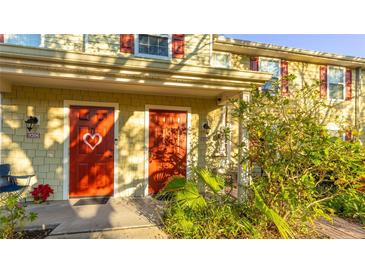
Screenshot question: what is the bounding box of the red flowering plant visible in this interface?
[30,184,54,203]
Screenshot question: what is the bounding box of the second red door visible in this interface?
[148,109,187,194]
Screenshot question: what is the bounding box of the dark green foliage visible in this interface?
[326,189,365,224]
[161,169,294,239]
[162,77,365,238]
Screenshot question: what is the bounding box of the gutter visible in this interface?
[214,36,365,69]
[355,68,362,135]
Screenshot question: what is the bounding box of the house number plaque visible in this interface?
[26,132,40,139]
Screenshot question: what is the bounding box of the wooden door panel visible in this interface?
[148,109,187,194]
[69,106,114,198]
[78,163,90,191]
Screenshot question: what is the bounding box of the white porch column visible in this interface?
[237,92,250,201]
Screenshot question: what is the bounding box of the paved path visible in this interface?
[46,226,167,239]
[25,197,168,238]
[316,217,365,239]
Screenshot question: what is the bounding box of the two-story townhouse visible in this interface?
[0,34,364,201]
[0,34,271,200]
[213,35,365,144]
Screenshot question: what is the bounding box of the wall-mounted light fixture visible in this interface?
[25,116,38,132]
[202,122,211,134]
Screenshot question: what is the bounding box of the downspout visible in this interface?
[237,92,250,201]
[355,67,362,140]
[0,91,2,163]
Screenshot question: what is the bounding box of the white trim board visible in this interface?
[327,65,346,102]
[134,34,172,61]
[144,104,192,196]
[0,92,2,163]
[63,100,119,200]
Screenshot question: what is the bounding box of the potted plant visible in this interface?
[30,184,54,203]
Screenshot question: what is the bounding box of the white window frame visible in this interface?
[83,34,89,52]
[4,34,44,48]
[259,57,281,78]
[327,66,346,102]
[259,57,281,91]
[134,34,172,60]
[211,52,232,69]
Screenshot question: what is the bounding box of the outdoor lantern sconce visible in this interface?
[25,116,38,132]
[202,122,211,134]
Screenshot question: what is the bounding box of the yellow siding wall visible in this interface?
[44,34,84,52]
[229,53,362,134]
[231,53,250,71]
[1,86,224,200]
[359,70,365,143]
[42,34,212,67]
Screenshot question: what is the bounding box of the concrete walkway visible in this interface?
[25,197,168,239]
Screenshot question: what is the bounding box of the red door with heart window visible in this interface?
[69,106,114,198]
[148,109,187,194]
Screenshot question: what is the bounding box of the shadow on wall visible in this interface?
[1,34,229,227]
[290,62,356,126]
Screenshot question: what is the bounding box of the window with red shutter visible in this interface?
[320,66,328,98]
[345,130,352,141]
[345,69,352,100]
[172,34,184,59]
[281,60,289,96]
[259,57,280,92]
[120,34,134,54]
[250,57,259,71]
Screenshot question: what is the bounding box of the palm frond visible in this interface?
[162,176,186,193]
[253,185,295,239]
[195,168,225,194]
[175,182,207,210]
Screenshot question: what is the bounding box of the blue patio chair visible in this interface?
[0,164,34,198]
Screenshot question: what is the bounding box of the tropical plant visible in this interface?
[161,168,294,239]
[326,188,365,224]
[229,76,365,231]
[0,194,38,238]
[162,76,365,238]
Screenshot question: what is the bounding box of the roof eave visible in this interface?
[214,36,365,69]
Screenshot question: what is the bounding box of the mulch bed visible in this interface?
[18,228,54,239]
[10,224,58,239]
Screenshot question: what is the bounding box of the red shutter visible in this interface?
[345,130,352,141]
[0,34,4,43]
[320,66,328,98]
[120,34,134,53]
[281,60,289,96]
[250,57,259,71]
[345,69,352,101]
[172,34,184,58]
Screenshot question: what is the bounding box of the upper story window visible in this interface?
[4,34,42,47]
[328,66,345,100]
[135,34,171,59]
[211,52,231,68]
[259,58,281,91]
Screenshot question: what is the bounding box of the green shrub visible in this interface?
[162,77,365,239]
[326,189,365,224]
[161,169,294,239]
[230,78,365,230]
[163,198,259,239]
[0,194,38,239]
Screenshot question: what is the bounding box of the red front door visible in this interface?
[148,109,187,194]
[69,106,114,198]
